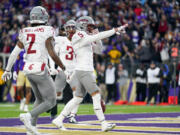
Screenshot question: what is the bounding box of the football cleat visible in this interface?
[68,116,77,123]
[20,113,40,134]
[52,118,67,131]
[101,122,116,132]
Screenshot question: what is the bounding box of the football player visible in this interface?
[52,16,128,131]
[13,49,32,112]
[76,16,103,55]
[49,20,78,123]
[2,6,65,135]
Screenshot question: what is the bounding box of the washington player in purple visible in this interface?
[13,49,32,112]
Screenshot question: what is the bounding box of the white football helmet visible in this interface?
[30,6,49,24]
[76,16,95,31]
[64,20,76,37]
[64,20,76,31]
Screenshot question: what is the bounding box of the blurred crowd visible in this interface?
[0,0,179,104]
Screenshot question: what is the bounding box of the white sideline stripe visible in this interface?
[0,104,16,107]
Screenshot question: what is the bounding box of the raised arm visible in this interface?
[45,37,65,71]
[73,29,115,50]
[73,24,128,50]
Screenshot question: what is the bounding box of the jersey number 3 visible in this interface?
[27,34,36,54]
[65,46,73,60]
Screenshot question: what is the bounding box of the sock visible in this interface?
[70,103,79,117]
[70,92,80,117]
[92,93,105,122]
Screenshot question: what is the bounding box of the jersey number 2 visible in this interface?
[27,34,36,54]
[65,46,73,60]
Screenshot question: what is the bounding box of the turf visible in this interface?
[0,103,180,118]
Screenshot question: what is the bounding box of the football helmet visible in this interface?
[64,20,76,38]
[76,16,95,31]
[64,20,76,31]
[30,6,49,24]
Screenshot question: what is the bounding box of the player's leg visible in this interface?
[52,96,83,130]
[17,71,26,111]
[20,76,42,134]
[27,78,43,126]
[49,71,66,119]
[52,73,84,129]
[79,71,116,132]
[55,71,66,99]
[30,71,56,116]
[24,77,32,112]
[67,76,80,123]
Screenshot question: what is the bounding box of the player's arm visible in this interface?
[73,29,115,50]
[2,41,23,81]
[13,56,20,80]
[46,37,65,71]
[6,41,23,72]
[74,24,128,50]
[48,39,60,69]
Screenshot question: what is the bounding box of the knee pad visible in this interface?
[72,96,83,105]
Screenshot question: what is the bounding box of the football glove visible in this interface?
[116,23,128,35]
[49,68,58,76]
[64,70,73,82]
[2,71,12,82]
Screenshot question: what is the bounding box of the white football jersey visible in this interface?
[72,30,94,71]
[54,36,75,71]
[18,25,55,65]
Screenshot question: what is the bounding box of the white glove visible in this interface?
[116,24,128,35]
[13,71,18,80]
[49,68,58,75]
[64,70,73,81]
[2,71,12,82]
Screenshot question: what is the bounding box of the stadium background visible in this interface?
[0,0,180,134]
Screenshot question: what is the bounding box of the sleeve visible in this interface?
[73,29,115,50]
[46,26,55,39]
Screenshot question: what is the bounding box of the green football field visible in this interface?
[0,103,180,118]
[1,103,180,135]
